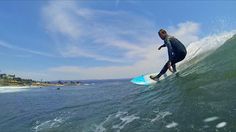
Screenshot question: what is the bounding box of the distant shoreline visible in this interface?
[0,85,40,89]
[0,84,64,89]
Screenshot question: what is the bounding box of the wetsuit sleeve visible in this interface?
[159,44,166,49]
[165,37,174,62]
[161,44,166,47]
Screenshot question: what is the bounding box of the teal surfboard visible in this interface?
[131,72,171,85]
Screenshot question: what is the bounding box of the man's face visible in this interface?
[159,32,166,40]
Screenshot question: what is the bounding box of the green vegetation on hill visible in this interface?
[0,73,36,86]
[0,73,81,87]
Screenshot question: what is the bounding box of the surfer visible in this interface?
[150,29,187,81]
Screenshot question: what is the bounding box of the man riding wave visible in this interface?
[150,29,187,81]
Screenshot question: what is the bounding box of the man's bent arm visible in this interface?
[165,37,174,62]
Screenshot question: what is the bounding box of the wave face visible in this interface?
[88,34,236,132]
[0,33,236,132]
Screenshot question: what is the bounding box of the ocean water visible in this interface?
[0,34,236,132]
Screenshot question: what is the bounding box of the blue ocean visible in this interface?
[0,34,236,132]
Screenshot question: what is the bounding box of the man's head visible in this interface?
[158,29,168,40]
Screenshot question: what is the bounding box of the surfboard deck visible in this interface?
[130,72,172,85]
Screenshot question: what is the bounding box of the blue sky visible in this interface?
[0,0,235,80]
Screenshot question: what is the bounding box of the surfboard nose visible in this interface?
[131,75,146,85]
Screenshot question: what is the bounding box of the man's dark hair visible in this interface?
[158,29,167,35]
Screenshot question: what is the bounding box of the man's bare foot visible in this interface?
[150,75,159,81]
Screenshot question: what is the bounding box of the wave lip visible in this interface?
[180,30,236,68]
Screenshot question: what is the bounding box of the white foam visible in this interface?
[94,111,139,132]
[0,85,40,88]
[83,83,95,86]
[216,122,227,128]
[180,30,236,66]
[166,122,178,128]
[120,114,140,123]
[33,117,64,132]
[94,124,106,132]
[151,111,172,122]
[203,116,219,122]
[0,86,39,93]
[115,111,128,118]
[112,114,140,130]
[0,88,28,93]
[94,115,112,132]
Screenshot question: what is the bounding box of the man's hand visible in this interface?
[158,46,162,50]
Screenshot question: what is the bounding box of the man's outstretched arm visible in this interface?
[158,44,166,50]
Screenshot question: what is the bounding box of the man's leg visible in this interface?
[171,53,186,73]
[155,61,169,78]
[171,63,177,73]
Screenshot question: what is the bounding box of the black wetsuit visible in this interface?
[156,36,187,78]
